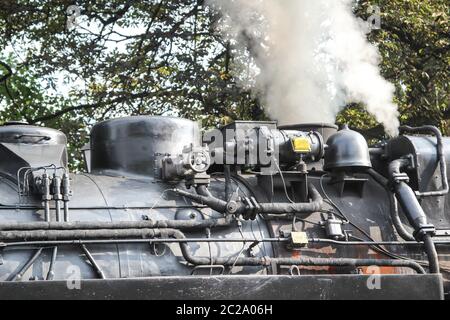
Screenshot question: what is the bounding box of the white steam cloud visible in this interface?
[207,0,400,136]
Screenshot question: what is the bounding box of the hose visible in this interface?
[423,234,440,274]
[0,227,426,275]
[173,183,323,218]
[173,230,425,274]
[0,217,234,232]
[388,159,441,273]
[367,168,415,241]
[257,184,323,214]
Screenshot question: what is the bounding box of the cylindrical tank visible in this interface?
[0,122,67,145]
[0,122,68,181]
[90,116,201,176]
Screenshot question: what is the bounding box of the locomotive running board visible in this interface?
[0,274,444,300]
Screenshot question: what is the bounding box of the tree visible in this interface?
[344,0,449,136]
[0,0,448,169]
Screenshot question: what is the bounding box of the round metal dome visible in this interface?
[324,125,371,171]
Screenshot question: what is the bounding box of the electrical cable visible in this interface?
[273,158,294,203]
[318,174,445,269]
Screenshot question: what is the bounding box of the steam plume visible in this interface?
[207,0,400,136]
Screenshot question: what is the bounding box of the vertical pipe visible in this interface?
[42,173,51,222]
[63,202,69,222]
[44,201,50,222]
[55,201,61,222]
[389,159,441,274]
[53,174,62,222]
[423,235,440,274]
[62,173,70,222]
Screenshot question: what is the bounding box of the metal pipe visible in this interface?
[44,201,50,222]
[0,216,234,232]
[273,257,426,274]
[4,237,450,249]
[62,172,70,222]
[309,239,420,246]
[389,159,441,273]
[2,237,450,248]
[10,248,43,281]
[389,159,430,232]
[81,244,105,279]
[0,205,208,210]
[423,234,440,274]
[367,168,415,241]
[196,185,212,197]
[0,228,188,241]
[42,173,51,222]
[3,229,419,274]
[0,237,288,247]
[46,246,58,280]
[257,184,323,214]
[179,240,426,274]
[63,202,69,222]
[169,230,425,274]
[55,200,61,222]
[173,183,323,217]
[0,233,442,276]
[52,174,62,222]
[399,125,449,197]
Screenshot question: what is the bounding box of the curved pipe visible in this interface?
[195,185,213,198]
[173,183,323,217]
[388,158,410,178]
[0,227,426,275]
[173,188,228,212]
[399,125,449,197]
[174,230,425,274]
[258,184,323,214]
[423,234,440,274]
[367,168,415,241]
[389,159,430,231]
[388,159,440,273]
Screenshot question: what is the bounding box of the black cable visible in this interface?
[273,158,294,203]
[318,174,441,267]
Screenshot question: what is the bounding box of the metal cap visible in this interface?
[324,125,371,171]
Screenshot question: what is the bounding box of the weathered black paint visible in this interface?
[0,274,444,300]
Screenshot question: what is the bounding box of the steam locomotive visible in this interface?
[0,116,448,300]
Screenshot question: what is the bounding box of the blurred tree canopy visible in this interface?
[0,0,448,170]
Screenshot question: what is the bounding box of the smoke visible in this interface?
[207,0,400,136]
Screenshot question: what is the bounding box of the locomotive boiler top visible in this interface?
[90,116,201,176]
[0,116,448,300]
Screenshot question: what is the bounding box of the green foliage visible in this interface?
[343,0,449,136]
[0,0,448,168]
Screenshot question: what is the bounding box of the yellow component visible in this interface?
[291,137,311,153]
[291,232,309,247]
